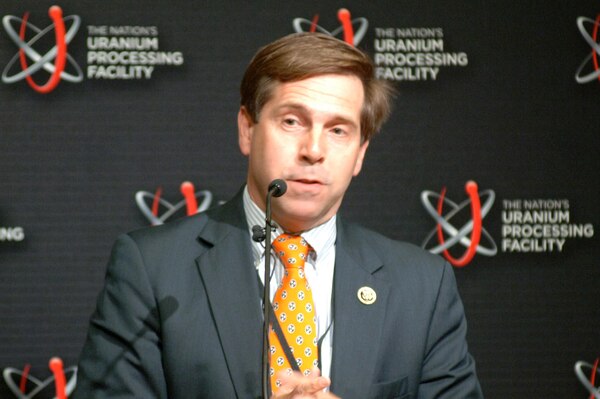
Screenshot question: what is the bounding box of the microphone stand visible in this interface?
[262,190,274,399]
[261,179,286,399]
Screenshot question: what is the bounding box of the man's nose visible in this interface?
[299,129,326,163]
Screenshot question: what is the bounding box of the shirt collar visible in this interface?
[242,185,336,262]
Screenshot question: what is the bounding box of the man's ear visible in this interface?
[353,140,370,176]
[238,106,254,156]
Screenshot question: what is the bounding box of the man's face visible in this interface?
[238,74,369,232]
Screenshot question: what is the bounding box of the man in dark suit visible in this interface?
[74,33,483,398]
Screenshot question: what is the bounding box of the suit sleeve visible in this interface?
[72,234,168,399]
[418,262,484,398]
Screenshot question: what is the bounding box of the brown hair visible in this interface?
[240,32,394,142]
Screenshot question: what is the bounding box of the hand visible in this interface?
[270,368,340,399]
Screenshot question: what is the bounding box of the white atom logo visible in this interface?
[292,9,368,46]
[421,182,497,266]
[2,7,83,90]
[135,186,214,226]
[575,16,600,84]
[574,360,600,399]
[3,364,77,399]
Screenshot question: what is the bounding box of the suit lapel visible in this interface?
[330,220,390,398]
[195,194,263,398]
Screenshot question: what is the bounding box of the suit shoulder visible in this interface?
[127,212,207,247]
[340,220,447,273]
[126,196,241,246]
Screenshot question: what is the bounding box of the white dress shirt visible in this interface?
[242,186,335,379]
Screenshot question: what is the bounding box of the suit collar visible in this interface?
[196,187,249,246]
[195,190,263,398]
[335,217,384,274]
[330,219,390,398]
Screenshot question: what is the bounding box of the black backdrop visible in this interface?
[1,1,599,397]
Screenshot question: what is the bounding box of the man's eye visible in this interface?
[283,118,298,126]
[332,127,346,135]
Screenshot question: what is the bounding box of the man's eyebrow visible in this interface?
[272,102,309,114]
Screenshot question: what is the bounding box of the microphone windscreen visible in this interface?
[252,225,266,242]
[268,179,287,197]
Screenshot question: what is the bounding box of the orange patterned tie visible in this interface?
[269,234,318,392]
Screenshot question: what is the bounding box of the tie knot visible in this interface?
[272,234,311,269]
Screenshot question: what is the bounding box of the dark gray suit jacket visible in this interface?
[74,191,483,398]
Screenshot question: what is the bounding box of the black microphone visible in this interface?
[268,179,287,198]
[253,180,286,244]
[262,178,286,399]
[252,225,266,243]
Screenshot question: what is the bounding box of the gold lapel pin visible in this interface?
[357,286,377,305]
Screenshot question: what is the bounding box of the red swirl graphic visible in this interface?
[18,6,67,94]
[180,181,198,216]
[19,364,30,393]
[436,181,482,267]
[337,8,354,45]
[309,14,319,33]
[590,358,599,399]
[49,357,67,399]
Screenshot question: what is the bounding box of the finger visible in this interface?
[280,373,330,394]
[305,368,330,393]
[315,391,341,399]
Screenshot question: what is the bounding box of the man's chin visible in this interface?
[271,203,335,232]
